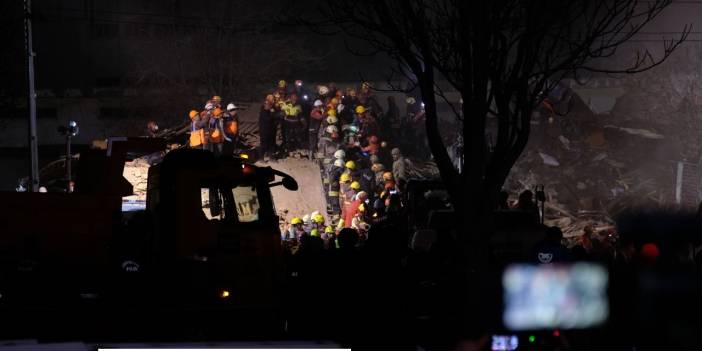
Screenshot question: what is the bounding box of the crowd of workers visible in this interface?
[184,79,429,253]
[256,79,428,251]
[187,95,243,157]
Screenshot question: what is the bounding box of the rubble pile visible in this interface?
[505,115,675,240]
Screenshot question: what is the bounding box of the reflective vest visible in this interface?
[225,119,238,136]
[190,121,207,147]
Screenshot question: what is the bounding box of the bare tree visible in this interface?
[291,0,687,267]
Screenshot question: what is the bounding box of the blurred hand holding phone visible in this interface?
[502,262,609,331]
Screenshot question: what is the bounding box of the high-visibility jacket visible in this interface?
[223,112,239,137]
[190,120,207,147]
[209,117,226,144]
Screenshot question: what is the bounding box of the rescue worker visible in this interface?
[189,109,207,149]
[341,88,359,124]
[343,188,365,228]
[275,80,287,99]
[285,217,306,243]
[259,95,277,161]
[281,94,303,155]
[339,173,353,219]
[292,79,308,99]
[302,214,314,234]
[351,202,370,235]
[327,158,345,214]
[322,225,336,250]
[391,148,409,182]
[344,160,358,181]
[357,159,376,195]
[356,105,379,140]
[319,112,341,162]
[308,99,325,159]
[362,134,380,155]
[209,95,223,109]
[223,103,240,154]
[371,163,386,193]
[312,213,326,231]
[208,107,228,158]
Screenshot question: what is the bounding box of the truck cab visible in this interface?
[0,145,297,338]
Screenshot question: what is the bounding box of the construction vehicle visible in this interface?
[0,138,297,339]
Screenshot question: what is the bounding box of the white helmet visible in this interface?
[318,85,330,96]
[337,103,345,114]
[226,103,237,111]
[326,116,338,125]
[334,149,346,159]
[302,214,311,223]
[333,159,344,168]
[205,102,214,110]
[313,99,323,107]
[406,97,416,105]
[326,125,338,134]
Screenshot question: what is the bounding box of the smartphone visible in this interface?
[502,263,609,330]
[491,335,519,351]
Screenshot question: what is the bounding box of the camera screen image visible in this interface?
[503,263,609,330]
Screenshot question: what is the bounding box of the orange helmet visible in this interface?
[213,107,223,117]
[265,94,275,103]
[382,171,394,182]
[212,95,222,102]
[188,110,199,119]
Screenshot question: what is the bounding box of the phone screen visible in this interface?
[491,335,519,351]
[502,263,609,330]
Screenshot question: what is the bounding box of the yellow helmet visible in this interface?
[361,81,371,90]
[345,160,356,170]
[382,171,394,181]
[327,108,337,117]
[331,97,339,105]
[291,217,302,225]
[340,173,351,183]
[278,80,286,88]
[350,181,361,190]
[355,105,366,114]
[313,213,325,224]
[324,226,334,234]
[310,229,320,237]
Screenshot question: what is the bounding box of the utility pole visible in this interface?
[24,0,40,192]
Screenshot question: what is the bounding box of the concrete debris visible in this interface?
[506,107,674,240]
[538,152,560,166]
[558,135,571,149]
[604,125,664,139]
[592,152,608,162]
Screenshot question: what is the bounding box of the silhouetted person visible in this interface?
[516,190,539,223]
[497,190,510,210]
[531,226,570,263]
